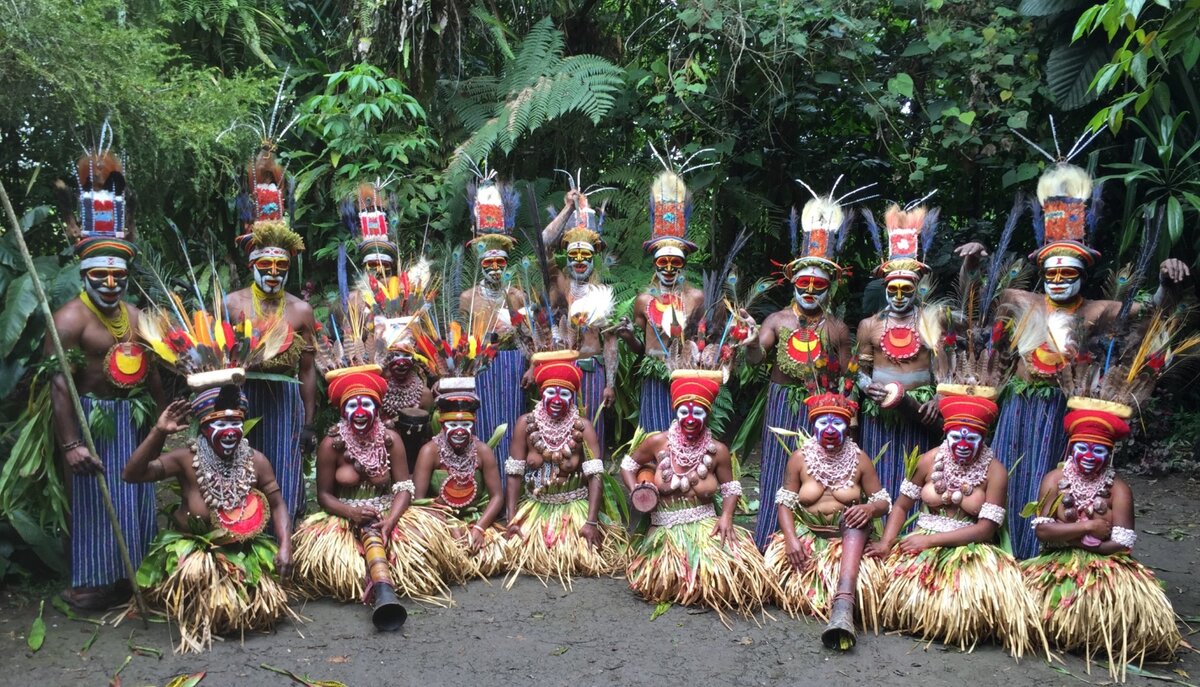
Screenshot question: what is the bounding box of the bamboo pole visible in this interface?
[0,179,149,623]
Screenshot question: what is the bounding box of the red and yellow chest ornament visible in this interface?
[214,488,270,542]
[439,475,478,509]
[647,293,686,336]
[105,342,148,388]
[880,322,921,362]
[785,327,824,365]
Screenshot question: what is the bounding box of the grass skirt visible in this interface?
[763,514,885,630]
[1023,548,1182,679]
[441,517,511,579]
[626,513,775,615]
[504,495,628,588]
[879,533,1049,658]
[290,503,464,605]
[134,531,296,653]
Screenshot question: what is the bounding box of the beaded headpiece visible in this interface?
[805,392,858,422]
[466,163,519,261]
[863,193,938,281]
[59,123,138,270]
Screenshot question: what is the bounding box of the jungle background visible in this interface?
[1,0,1198,582]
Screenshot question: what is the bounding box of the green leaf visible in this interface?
[886,73,914,99]
[28,600,45,652]
[957,111,977,125]
[244,372,301,384]
[0,273,39,358]
[650,601,671,620]
[814,71,841,85]
[900,41,931,57]
[1045,39,1108,109]
[1166,195,1183,243]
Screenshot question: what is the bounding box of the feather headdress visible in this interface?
[863,191,939,280]
[464,158,518,259]
[784,176,874,280]
[643,143,717,257]
[57,121,138,268]
[340,180,400,266]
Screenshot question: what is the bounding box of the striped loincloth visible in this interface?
[244,378,305,519]
[752,382,809,549]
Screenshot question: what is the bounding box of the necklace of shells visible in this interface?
[382,373,424,418]
[529,402,583,464]
[658,421,717,495]
[800,437,858,490]
[336,420,390,479]
[436,431,478,479]
[191,437,255,512]
[1059,461,1115,521]
[930,441,993,506]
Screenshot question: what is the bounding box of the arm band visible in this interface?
[1111,526,1137,550]
[899,480,921,499]
[775,488,800,510]
[391,480,415,496]
[720,481,743,499]
[867,488,892,508]
[620,455,639,473]
[978,502,1006,526]
[505,458,527,476]
[581,459,603,477]
[1029,516,1055,529]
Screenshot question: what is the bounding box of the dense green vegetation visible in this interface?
[1,0,1197,578]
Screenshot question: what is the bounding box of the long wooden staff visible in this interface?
[0,180,149,622]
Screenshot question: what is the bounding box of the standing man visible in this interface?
[615,170,705,433]
[50,143,162,609]
[226,143,319,520]
[744,195,853,549]
[856,202,943,500]
[459,173,527,486]
[958,156,1189,558]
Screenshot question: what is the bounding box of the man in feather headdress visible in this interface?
[458,174,528,486]
[615,171,706,433]
[540,184,618,455]
[856,202,945,503]
[957,154,1189,558]
[49,139,164,609]
[225,143,320,521]
[744,192,854,550]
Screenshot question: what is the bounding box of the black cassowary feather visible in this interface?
[1085,180,1105,239]
[921,207,940,258]
[1029,195,1045,245]
[1116,206,1162,324]
[836,208,855,254]
[979,193,1026,319]
[862,208,882,254]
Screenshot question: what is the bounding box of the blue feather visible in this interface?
[979,194,1025,318]
[862,208,882,254]
[545,206,557,221]
[337,242,349,305]
[1028,195,1044,245]
[788,207,799,256]
[836,209,855,254]
[502,185,521,229]
[921,207,940,257]
[1085,180,1104,238]
[338,198,358,234]
[236,193,254,225]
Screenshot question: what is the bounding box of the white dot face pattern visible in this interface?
[542,386,574,404]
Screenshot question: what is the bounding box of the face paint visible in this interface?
[342,394,378,433]
[252,255,290,294]
[202,418,245,459]
[1043,265,1083,303]
[83,266,128,311]
[444,420,474,450]
[812,412,848,450]
[387,351,415,377]
[674,401,708,441]
[885,277,916,314]
[567,248,595,282]
[1071,440,1109,475]
[363,256,394,277]
[655,255,685,288]
[481,256,507,287]
[541,385,574,419]
[945,424,984,464]
[792,268,831,314]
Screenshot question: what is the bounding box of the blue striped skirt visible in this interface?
[752,382,809,549]
[638,376,672,434]
[244,379,305,520]
[578,361,607,458]
[70,397,157,588]
[859,410,939,502]
[477,349,528,488]
[992,388,1067,559]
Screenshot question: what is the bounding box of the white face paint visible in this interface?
[1071,440,1109,475]
[251,252,290,295]
[946,425,984,463]
[203,418,245,458]
[792,266,832,314]
[812,412,848,449]
[342,395,378,432]
[444,420,474,449]
[885,277,916,314]
[1042,263,1084,304]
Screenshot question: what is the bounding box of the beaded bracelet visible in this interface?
[391,480,415,495]
[1111,526,1137,550]
[505,458,527,476]
[619,455,639,472]
[1029,516,1055,529]
[978,502,1006,526]
[775,488,800,510]
[60,440,84,452]
[867,488,892,508]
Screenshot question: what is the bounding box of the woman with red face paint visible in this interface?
[868,390,1049,658]
[1022,407,1182,679]
[763,393,891,650]
[292,336,465,609]
[413,378,511,578]
[620,370,775,614]
[504,350,626,587]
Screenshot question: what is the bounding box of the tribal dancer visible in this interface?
[1022,310,1190,680]
[340,181,403,320]
[869,387,1048,658]
[226,138,319,521]
[857,199,945,501]
[958,126,1189,559]
[49,131,161,609]
[540,177,618,455]
[745,183,861,549]
[291,312,462,609]
[763,392,890,650]
[458,169,527,486]
[413,377,509,578]
[376,313,435,472]
[127,302,296,652]
[615,168,706,433]
[506,350,626,588]
[620,255,775,615]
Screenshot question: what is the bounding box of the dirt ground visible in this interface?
[2,474,1197,687]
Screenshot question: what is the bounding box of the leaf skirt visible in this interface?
[504,495,628,588]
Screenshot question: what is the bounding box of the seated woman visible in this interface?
[763,392,890,650]
[1024,406,1182,680]
[620,370,774,616]
[868,392,1048,658]
[124,385,296,652]
[291,365,462,611]
[505,350,625,588]
[412,377,509,578]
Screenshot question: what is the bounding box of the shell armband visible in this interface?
[505,458,527,476]
[978,502,1005,526]
[899,480,921,500]
[582,459,603,477]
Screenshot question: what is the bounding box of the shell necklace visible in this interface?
[337,420,390,478]
[658,421,717,494]
[931,441,993,506]
[1059,461,1115,520]
[192,438,256,511]
[800,438,858,490]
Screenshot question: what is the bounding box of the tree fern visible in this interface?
[446,17,624,180]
